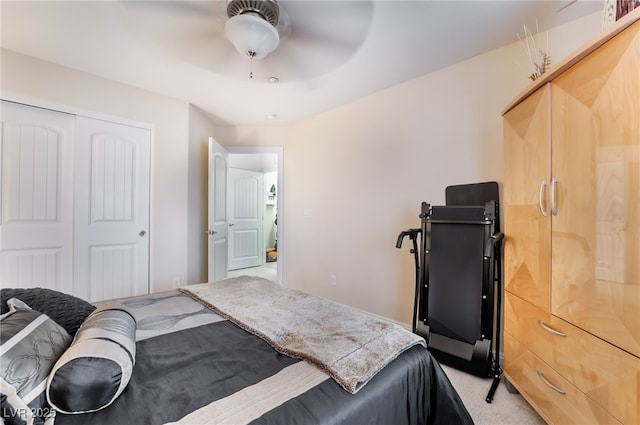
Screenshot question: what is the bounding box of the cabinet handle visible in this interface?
[537,369,566,394]
[538,180,548,217]
[538,320,567,337]
[550,177,559,216]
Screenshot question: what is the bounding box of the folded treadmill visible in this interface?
[396,182,504,403]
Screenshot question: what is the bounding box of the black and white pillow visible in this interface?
[1,298,72,425]
[46,308,137,414]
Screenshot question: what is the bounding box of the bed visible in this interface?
[1,276,473,425]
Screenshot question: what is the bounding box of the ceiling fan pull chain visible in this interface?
[248,50,256,79]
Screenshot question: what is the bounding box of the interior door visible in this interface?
[0,101,75,293]
[74,116,151,302]
[227,168,263,271]
[208,137,228,283]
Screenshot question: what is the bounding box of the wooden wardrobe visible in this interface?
[502,10,640,425]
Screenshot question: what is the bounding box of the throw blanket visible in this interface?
[179,276,425,394]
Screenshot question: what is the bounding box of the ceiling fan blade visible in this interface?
[118,0,219,19]
[259,0,374,81]
[117,0,240,71]
[281,0,372,49]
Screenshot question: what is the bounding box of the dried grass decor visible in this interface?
[517,23,551,81]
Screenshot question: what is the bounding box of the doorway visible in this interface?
[225,147,282,283]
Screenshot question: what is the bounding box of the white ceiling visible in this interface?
[1,0,603,126]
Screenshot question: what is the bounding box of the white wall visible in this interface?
[187,105,218,284]
[1,49,193,293]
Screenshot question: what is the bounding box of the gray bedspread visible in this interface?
[54,287,473,425]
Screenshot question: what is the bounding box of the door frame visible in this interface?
[227,146,283,284]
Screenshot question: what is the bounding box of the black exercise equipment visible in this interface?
[396,181,504,403]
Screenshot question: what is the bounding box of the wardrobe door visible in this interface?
[503,85,552,312]
[74,116,151,302]
[0,101,75,293]
[550,21,640,358]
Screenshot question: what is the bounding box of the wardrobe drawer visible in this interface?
[505,291,551,355]
[505,292,640,424]
[504,332,621,425]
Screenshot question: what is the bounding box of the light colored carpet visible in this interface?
[441,365,546,425]
[227,263,277,281]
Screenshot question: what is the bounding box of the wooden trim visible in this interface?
[502,8,640,115]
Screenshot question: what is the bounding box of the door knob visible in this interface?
[229,223,235,227]
[139,230,147,237]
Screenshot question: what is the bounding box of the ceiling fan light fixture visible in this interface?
[225,13,279,60]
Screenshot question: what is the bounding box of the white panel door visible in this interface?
[74,116,150,302]
[208,137,228,283]
[0,101,75,293]
[228,168,263,271]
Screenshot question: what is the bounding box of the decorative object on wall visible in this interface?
[603,0,618,27]
[517,23,551,81]
[603,0,638,30]
[617,0,640,19]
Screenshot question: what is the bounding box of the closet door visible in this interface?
[0,101,75,293]
[74,117,150,302]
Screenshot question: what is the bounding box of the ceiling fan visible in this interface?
[118,0,374,82]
